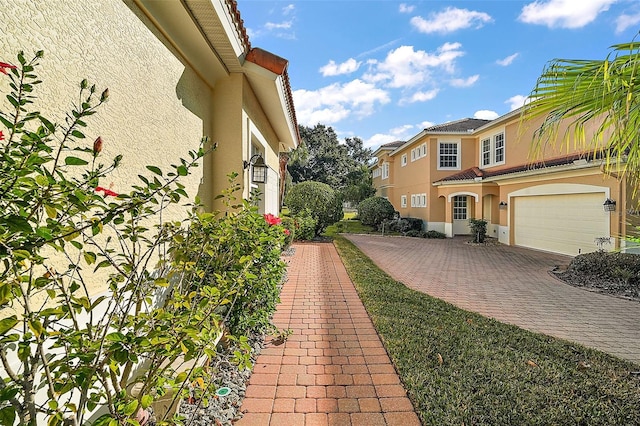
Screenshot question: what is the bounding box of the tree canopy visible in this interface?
[287,124,375,203]
[522,41,640,186]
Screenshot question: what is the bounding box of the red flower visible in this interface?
[0,62,17,75]
[263,213,281,226]
[0,131,4,141]
[95,186,118,197]
[284,229,290,236]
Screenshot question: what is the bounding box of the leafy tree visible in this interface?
[288,125,373,196]
[522,41,640,187]
[284,181,343,234]
[358,196,396,228]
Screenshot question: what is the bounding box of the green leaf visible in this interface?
[0,407,16,426]
[64,156,89,166]
[123,399,138,416]
[71,129,85,139]
[146,165,162,176]
[83,252,97,265]
[0,316,18,336]
[94,260,111,271]
[29,319,45,337]
[45,204,57,219]
[35,174,49,186]
[177,165,188,176]
[141,394,153,409]
[3,214,33,233]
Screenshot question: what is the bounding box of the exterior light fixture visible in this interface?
[603,198,616,212]
[243,154,267,184]
[498,201,508,209]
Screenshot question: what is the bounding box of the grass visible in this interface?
[324,217,377,236]
[332,235,640,425]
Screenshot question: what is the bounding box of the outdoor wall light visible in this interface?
[243,154,267,184]
[603,198,616,212]
[499,201,508,209]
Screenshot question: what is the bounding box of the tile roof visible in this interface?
[380,140,406,149]
[425,118,492,133]
[436,151,604,183]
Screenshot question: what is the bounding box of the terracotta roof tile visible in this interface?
[425,118,492,133]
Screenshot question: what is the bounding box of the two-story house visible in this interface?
[372,110,631,256]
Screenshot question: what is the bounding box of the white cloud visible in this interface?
[474,110,499,120]
[365,124,416,149]
[410,7,493,34]
[496,53,519,66]
[319,58,361,77]
[519,0,617,29]
[506,95,528,111]
[365,43,465,89]
[401,89,440,105]
[450,74,479,87]
[399,3,415,14]
[265,21,293,30]
[420,120,436,129]
[293,79,390,126]
[282,4,295,16]
[616,12,640,34]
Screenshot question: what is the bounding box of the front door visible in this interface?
[452,195,470,235]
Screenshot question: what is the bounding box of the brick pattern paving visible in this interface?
[236,243,420,426]
[346,235,640,364]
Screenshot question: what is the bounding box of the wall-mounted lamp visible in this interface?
[603,198,616,212]
[498,201,508,209]
[243,154,267,184]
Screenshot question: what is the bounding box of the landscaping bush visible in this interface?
[425,230,446,239]
[469,218,488,243]
[404,229,426,238]
[284,208,316,241]
[381,217,424,234]
[284,181,343,234]
[357,196,396,228]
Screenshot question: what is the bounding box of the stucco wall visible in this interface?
[0,0,209,215]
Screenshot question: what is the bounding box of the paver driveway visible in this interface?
[345,235,640,365]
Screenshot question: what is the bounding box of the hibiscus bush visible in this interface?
[0,51,288,426]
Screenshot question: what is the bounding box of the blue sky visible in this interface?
[237,0,640,150]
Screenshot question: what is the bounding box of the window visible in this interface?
[411,144,427,162]
[401,154,407,166]
[401,195,407,208]
[382,162,389,179]
[494,133,504,163]
[479,132,505,167]
[438,142,459,169]
[481,138,491,166]
[453,196,467,220]
[410,194,426,207]
[372,168,381,178]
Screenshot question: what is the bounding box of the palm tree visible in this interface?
[522,40,640,186]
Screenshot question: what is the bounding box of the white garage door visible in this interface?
[514,193,609,256]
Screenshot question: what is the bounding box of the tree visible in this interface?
[288,125,373,193]
[522,41,640,187]
[284,181,343,234]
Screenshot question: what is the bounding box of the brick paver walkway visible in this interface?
[236,243,421,426]
[345,235,640,365]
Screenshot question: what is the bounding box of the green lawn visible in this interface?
[333,235,640,425]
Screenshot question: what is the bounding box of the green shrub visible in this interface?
[285,181,343,234]
[404,229,426,238]
[469,218,488,243]
[289,209,317,240]
[358,196,396,228]
[425,230,446,239]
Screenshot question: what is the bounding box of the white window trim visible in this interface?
[401,195,407,208]
[410,193,427,208]
[382,162,389,180]
[401,154,407,167]
[437,140,461,171]
[478,132,506,167]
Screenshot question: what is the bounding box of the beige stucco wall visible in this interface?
[0,0,210,209]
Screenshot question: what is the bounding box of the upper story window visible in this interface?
[401,154,407,166]
[401,195,407,208]
[438,141,460,170]
[410,143,427,162]
[481,138,491,166]
[372,168,381,178]
[382,162,389,179]
[479,132,505,167]
[494,133,505,163]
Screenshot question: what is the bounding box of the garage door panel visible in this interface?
[514,193,609,256]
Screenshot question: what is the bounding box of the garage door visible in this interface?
[514,193,609,256]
